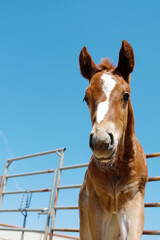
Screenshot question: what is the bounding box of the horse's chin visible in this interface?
[93,150,116,163]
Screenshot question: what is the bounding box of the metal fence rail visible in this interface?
[146,152,160,159]
[3,188,52,195]
[60,163,88,171]
[143,230,160,235]
[53,228,79,233]
[6,148,66,163]
[145,202,160,207]
[0,227,45,233]
[6,169,55,178]
[0,208,49,213]
[148,176,160,182]
[57,184,82,190]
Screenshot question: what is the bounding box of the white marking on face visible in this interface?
[96,73,116,123]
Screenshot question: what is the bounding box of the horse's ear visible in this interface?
[116,40,135,83]
[79,46,99,81]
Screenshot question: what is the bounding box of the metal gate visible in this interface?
[0,148,66,240]
[0,150,160,239]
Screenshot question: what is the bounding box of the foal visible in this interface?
[79,40,148,240]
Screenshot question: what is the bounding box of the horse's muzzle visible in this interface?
[89,131,115,159]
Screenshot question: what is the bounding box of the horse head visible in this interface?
[79,40,135,163]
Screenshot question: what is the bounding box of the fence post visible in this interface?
[44,168,57,240]
[0,160,11,208]
[49,149,65,240]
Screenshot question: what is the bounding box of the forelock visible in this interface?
[98,58,115,72]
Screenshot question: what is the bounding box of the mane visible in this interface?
[98,58,115,72]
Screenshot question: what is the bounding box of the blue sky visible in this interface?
[0,0,160,239]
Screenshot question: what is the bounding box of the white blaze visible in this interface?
[96,73,116,123]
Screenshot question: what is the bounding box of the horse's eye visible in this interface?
[83,95,89,104]
[123,92,130,102]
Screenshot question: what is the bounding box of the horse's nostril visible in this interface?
[108,133,114,146]
[89,133,94,150]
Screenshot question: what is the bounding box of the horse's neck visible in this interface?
[123,99,137,160]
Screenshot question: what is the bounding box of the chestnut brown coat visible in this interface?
[79,40,148,240]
